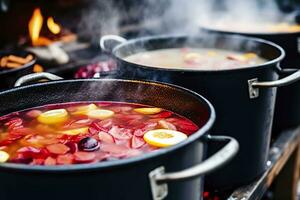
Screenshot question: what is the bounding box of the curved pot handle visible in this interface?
[99,35,127,53]
[248,69,300,98]
[14,72,63,87]
[149,135,239,200]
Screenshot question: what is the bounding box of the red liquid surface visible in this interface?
[0,102,198,166]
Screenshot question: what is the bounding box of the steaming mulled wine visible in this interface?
[0,102,198,165]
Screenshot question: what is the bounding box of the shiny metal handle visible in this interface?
[99,35,127,52]
[149,135,239,200]
[14,72,63,87]
[248,69,300,98]
[252,69,300,88]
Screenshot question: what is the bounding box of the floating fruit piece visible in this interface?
[37,109,69,125]
[46,143,70,155]
[226,54,247,62]
[144,129,187,148]
[17,146,41,158]
[26,110,42,118]
[57,154,74,165]
[74,152,96,163]
[0,151,9,163]
[134,107,162,115]
[207,51,217,56]
[60,127,89,136]
[184,52,201,60]
[78,137,100,152]
[131,135,145,149]
[98,131,115,144]
[44,157,56,165]
[243,53,257,59]
[72,104,98,115]
[87,109,114,120]
[158,120,177,130]
[109,126,132,140]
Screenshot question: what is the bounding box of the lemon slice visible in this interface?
[144,129,187,148]
[87,109,114,120]
[60,127,89,135]
[37,109,69,125]
[72,104,98,115]
[0,151,9,163]
[243,53,257,60]
[134,107,162,115]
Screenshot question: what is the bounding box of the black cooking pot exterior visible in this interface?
[100,34,300,189]
[0,76,238,200]
[201,28,300,135]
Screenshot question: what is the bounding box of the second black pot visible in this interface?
[100,33,300,189]
[201,27,300,135]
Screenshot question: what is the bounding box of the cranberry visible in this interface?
[78,137,100,152]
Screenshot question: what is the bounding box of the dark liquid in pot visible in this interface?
[124,48,267,70]
[0,102,198,165]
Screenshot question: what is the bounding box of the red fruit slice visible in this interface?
[131,135,145,149]
[44,157,57,165]
[65,142,78,153]
[133,129,145,137]
[101,143,129,155]
[17,146,41,158]
[89,121,110,133]
[98,119,113,128]
[10,128,34,137]
[11,153,33,164]
[96,152,110,161]
[31,158,44,165]
[150,111,172,119]
[46,143,70,155]
[26,110,42,118]
[63,119,92,129]
[98,131,115,144]
[5,118,23,128]
[134,122,158,137]
[74,152,96,163]
[158,120,177,130]
[109,126,132,140]
[57,154,74,165]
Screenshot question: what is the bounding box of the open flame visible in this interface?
[28,8,61,46]
[47,17,61,34]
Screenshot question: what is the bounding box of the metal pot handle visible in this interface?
[248,69,300,98]
[14,72,63,87]
[99,35,127,52]
[149,135,239,200]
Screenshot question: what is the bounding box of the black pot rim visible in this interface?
[201,25,300,37]
[0,51,37,75]
[113,33,285,73]
[0,78,216,173]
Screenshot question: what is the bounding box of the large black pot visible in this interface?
[0,72,238,200]
[201,27,300,135]
[100,33,300,189]
[0,51,36,90]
